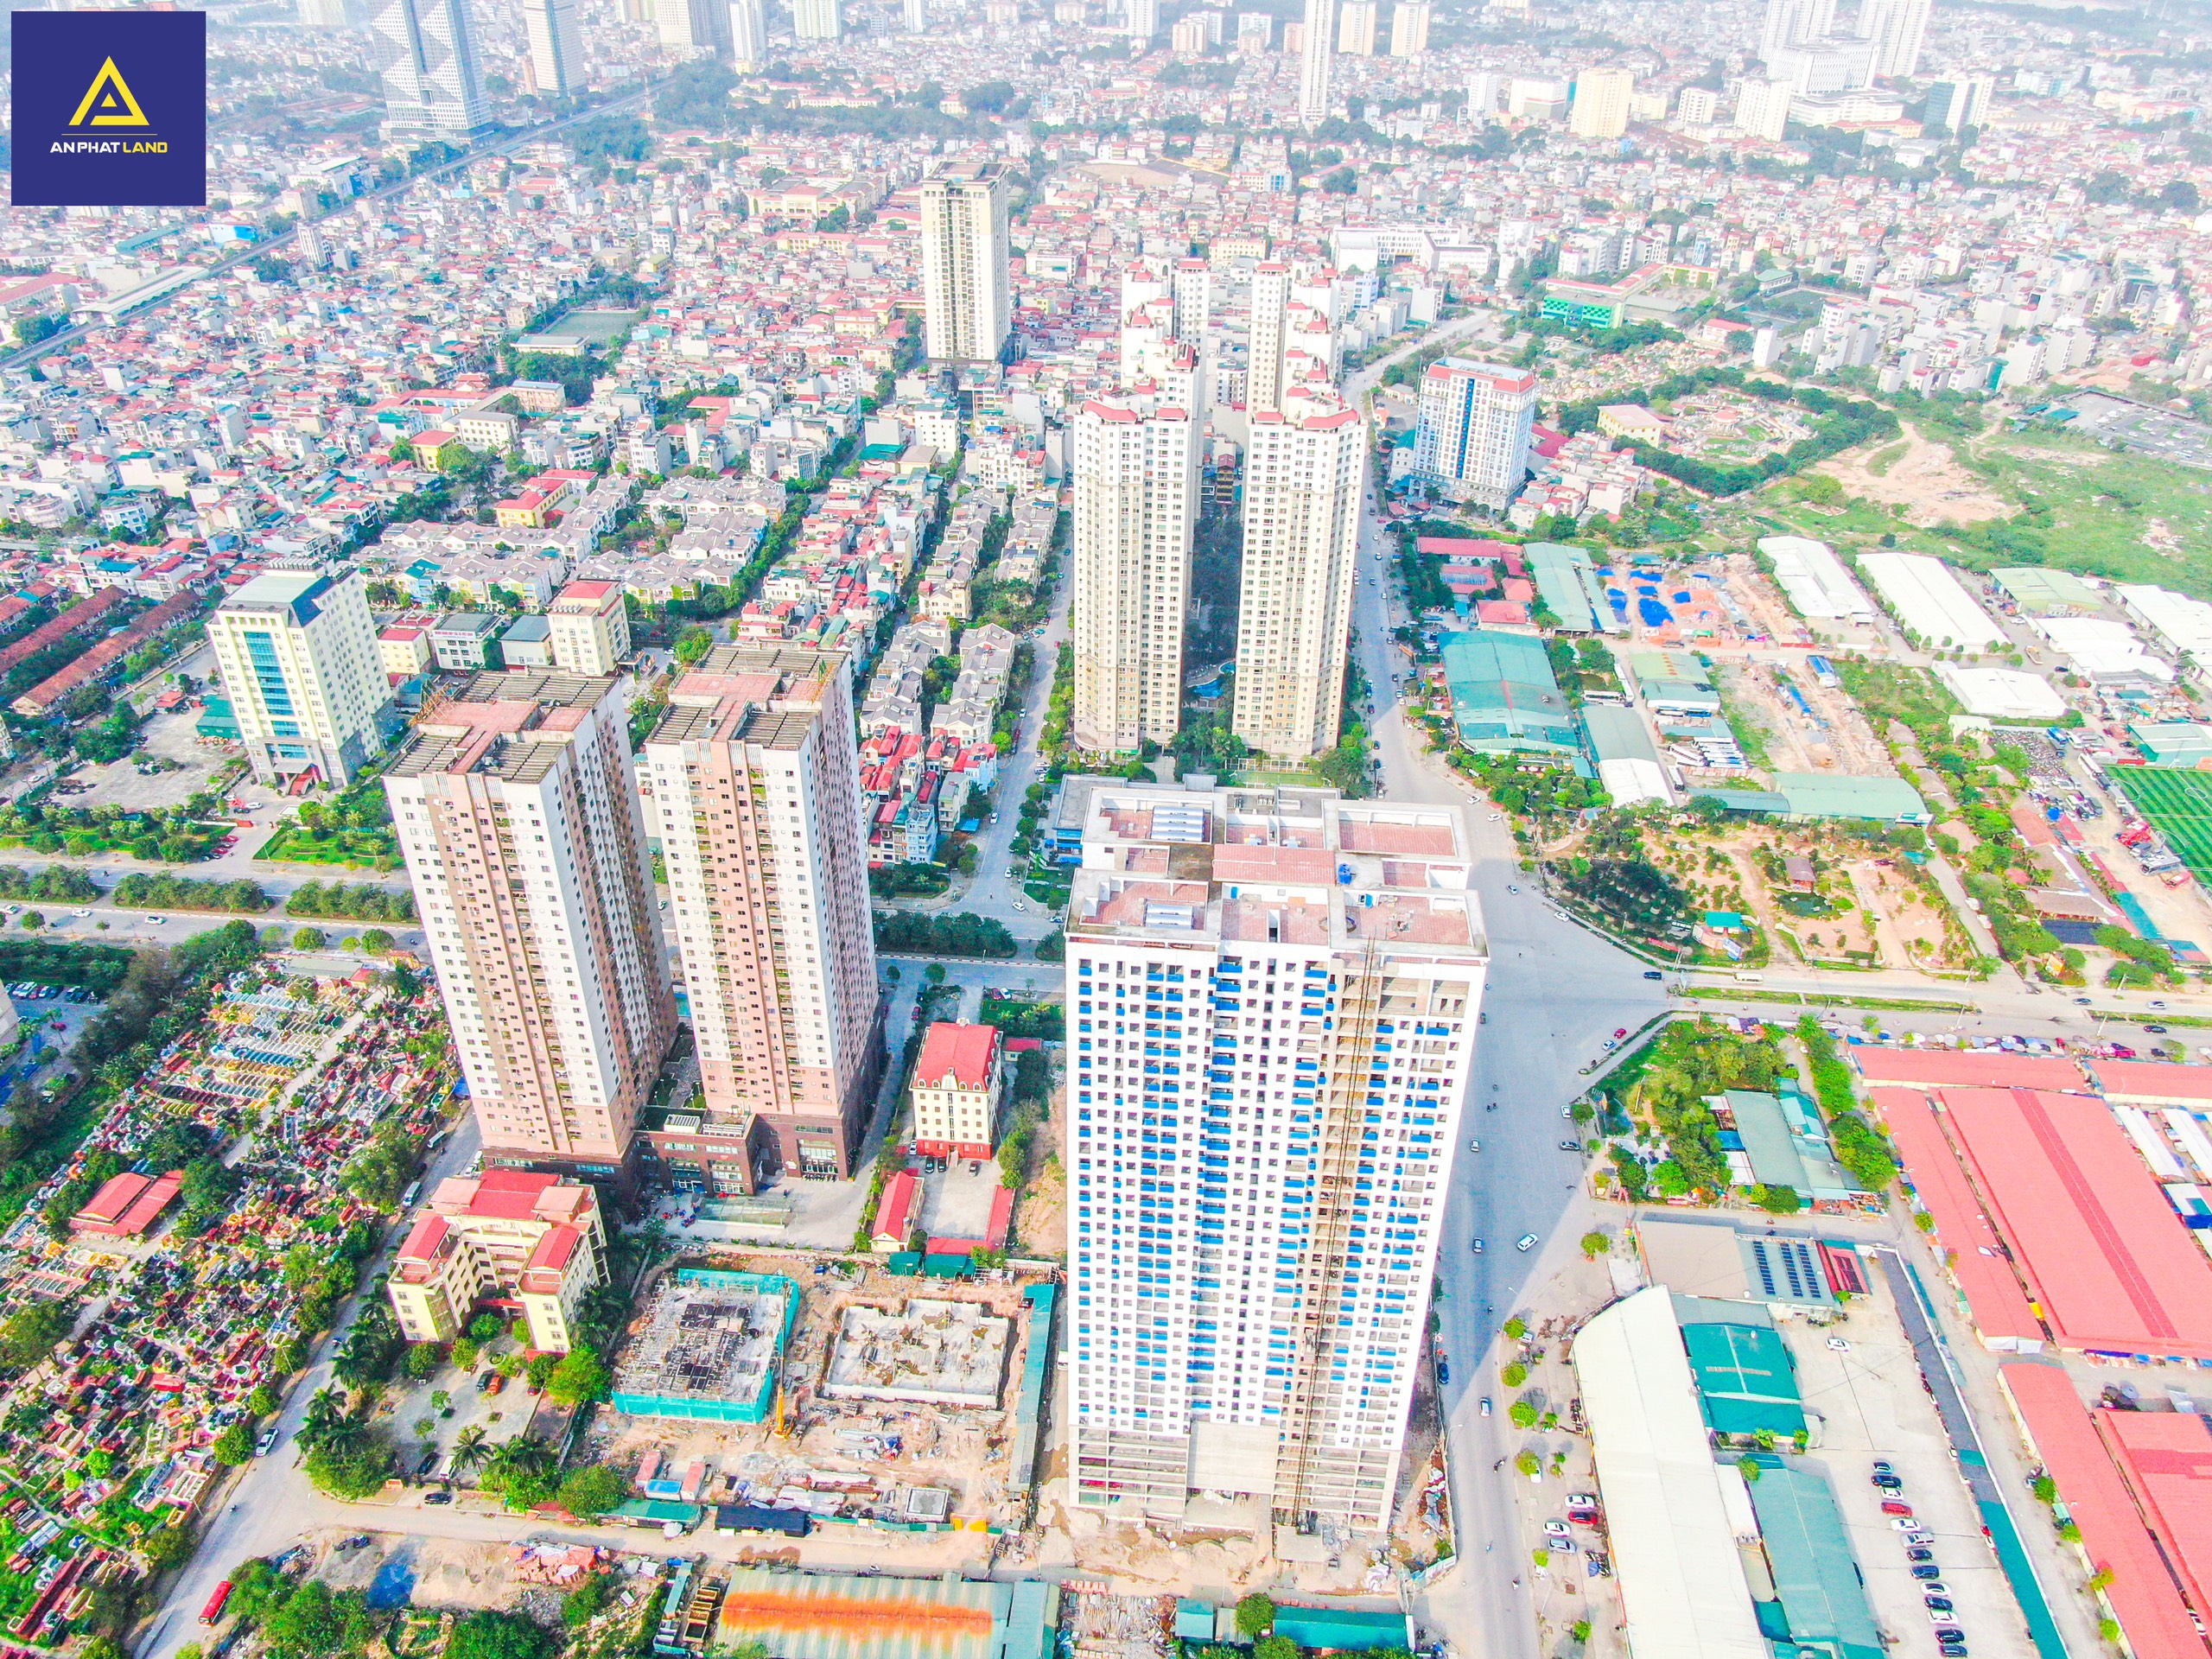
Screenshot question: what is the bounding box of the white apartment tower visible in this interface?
[385,673,677,1181]
[1758,0,1834,59]
[1299,0,1335,124]
[1120,263,1178,389]
[1247,263,1291,414]
[1127,0,1158,39]
[1856,0,1929,77]
[1065,784,1486,1528]
[920,161,1013,365]
[731,0,768,65]
[903,0,925,29]
[1414,357,1539,511]
[793,0,842,37]
[1173,257,1212,346]
[371,0,490,137]
[1336,0,1376,53]
[659,0,730,54]
[1388,0,1427,55]
[641,645,882,1186]
[1071,391,1199,754]
[524,0,582,93]
[1247,262,1341,416]
[1734,76,1794,140]
[207,567,394,788]
[1233,386,1363,762]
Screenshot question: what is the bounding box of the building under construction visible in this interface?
[823,1298,1014,1408]
[610,1268,799,1423]
[1060,783,1489,1531]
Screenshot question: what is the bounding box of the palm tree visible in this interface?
[483,1435,554,1494]
[299,1386,347,1452]
[448,1426,490,1485]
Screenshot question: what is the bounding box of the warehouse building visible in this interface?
[1583,704,1671,806]
[1525,542,1617,634]
[1859,552,2006,652]
[1758,537,1873,622]
[1935,664,2067,722]
[1991,567,2100,616]
[1694,773,1929,825]
[1741,1458,1885,1659]
[1440,627,1580,755]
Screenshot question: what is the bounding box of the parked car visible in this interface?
[1880,1501,1914,1516]
[1924,1600,1956,1618]
[1558,1140,1582,1152]
[1437,1358,1450,1384]
[424,1490,454,1505]
[1901,1529,1936,1547]
[1827,1337,1853,1352]
[1516,1233,1538,1251]
[1643,969,1663,981]
[1479,1397,1492,1417]
[1906,1548,1935,1563]
[1872,1473,1903,1491]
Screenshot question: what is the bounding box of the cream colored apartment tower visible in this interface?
[1232,385,1364,762]
[920,161,1012,365]
[547,579,632,676]
[207,566,392,788]
[385,672,676,1179]
[641,645,881,1183]
[1071,392,1199,754]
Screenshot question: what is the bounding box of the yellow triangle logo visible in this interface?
[67,58,150,128]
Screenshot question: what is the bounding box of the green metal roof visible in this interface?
[1525,542,1608,634]
[1271,1605,1414,1652]
[1440,628,1579,755]
[1718,1089,1813,1199]
[1771,772,1930,824]
[1681,1319,1806,1437]
[1745,1459,1886,1659]
[1990,567,2099,614]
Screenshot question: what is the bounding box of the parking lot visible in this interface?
[1783,1285,2035,1658]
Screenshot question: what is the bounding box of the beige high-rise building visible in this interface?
[1298,0,1334,124]
[920,161,1012,365]
[1172,257,1212,346]
[385,672,676,1181]
[1246,261,1338,416]
[1247,262,1292,415]
[1388,0,1427,55]
[1232,385,1364,762]
[1071,391,1199,754]
[792,0,842,35]
[658,0,728,54]
[730,0,767,65]
[1335,0,1376,52]
[640,645,882,1186]
[1569,66,1633,137]
[524,0,582,92]
[390,1172,606,1353]
[547,579,632,676]
[1734,75,1794,140]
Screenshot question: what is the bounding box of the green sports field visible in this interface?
[2113,767,2212,885]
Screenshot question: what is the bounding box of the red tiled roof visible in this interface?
[1849,1046,2087,1092]
[916,1022,998,1090]
[2001,1363,2211,1659]
[873,1168,918,1246]
[2088,1059,2212,1106]
[1940,1085,2212,1357]
[2096,1408,2212,1625]
[1869,1086,2042,1344]
[73,1172,149,1229]
[524,1224,582,1276]
[116,1170,183,1236]
[397,1211,450,1263]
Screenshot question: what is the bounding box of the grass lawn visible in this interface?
[257,824,401,869]
[2112,766,2212,886]
[1936,426,2212,594]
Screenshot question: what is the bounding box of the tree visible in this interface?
[449,1425,492,1484]
[1750,1183,1803,1215]
[1233,1595,1276,1640]
[1508,1399,1539,1428]
[1501,1361,1529,1388]
[562,1574,613,1630]
[1253,1640,1298,1659]
[0,1300,73,1372]
[140,1522,197,1570]
[212,1423,254,1465]
[359,929,394,957]
[293,927,327,950]
[673,625,714,665]
[1580,1230,1609,1258]
[555,1464,627,1519]
[1515,1450,1541,1477]
[247,1382,280,1416]
[445,1611,554,1659]
[468,1312,506,1341]
[404,1343,444,1380]
[547,1344,611,1407]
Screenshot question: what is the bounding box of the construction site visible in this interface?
[586,1255,1054,1540]
[610,1268,801,1425]
[823,1299,1015,1408]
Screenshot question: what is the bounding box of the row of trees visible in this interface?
[873,912,1017,957]
[0,864,99,902]
[285,880,417,922]
[111,872,273,912]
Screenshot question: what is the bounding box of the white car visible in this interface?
[1826,1337,1851,1351]
[1516,1233,1538,1252]
[144,915,166,925]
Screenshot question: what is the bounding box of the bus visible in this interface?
[399,1179,422,1209]
[201,1582,233,1625]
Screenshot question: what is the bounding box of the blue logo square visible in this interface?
[11,11,207,207]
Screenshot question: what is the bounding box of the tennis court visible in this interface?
[2113,766,2212,885]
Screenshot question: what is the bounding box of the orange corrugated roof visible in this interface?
[1868,1086,2041,1344]
[1851,1047,2088,1091]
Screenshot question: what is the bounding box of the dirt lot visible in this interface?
[1818,426,2012,526]
[581,1255,1051,1532]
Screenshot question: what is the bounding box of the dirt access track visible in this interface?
[1818,423,2012,524]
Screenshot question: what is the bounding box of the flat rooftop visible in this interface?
[387,671,615,784]
[823,1298,1013,1408]
[645,644,841,750]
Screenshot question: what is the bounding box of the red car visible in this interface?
[1613,1027,1628,1039]
[1881,1501,1914,1517]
